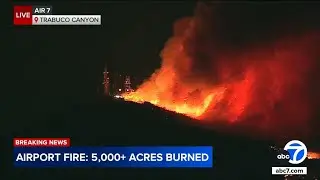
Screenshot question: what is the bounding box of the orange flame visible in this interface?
[307,152,320,159]
[121,4,319,138]
[123,88,225,118]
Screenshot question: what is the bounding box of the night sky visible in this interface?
[11,2,320,141]
[12,2,196,108]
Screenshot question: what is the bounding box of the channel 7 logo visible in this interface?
[277,140,308,164]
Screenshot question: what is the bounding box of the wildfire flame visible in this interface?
[308,152,320,159]
[123,89,224,118]
[121,3,319,137]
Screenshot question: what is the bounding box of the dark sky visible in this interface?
[12,2,195,107]
[16,2,196,74]
[11,2,319,131]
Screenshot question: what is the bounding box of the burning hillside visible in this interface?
[122,3,320,138]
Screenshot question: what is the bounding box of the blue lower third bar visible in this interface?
[14,146,213,168]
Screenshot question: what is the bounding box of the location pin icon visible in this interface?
[34,17,38,23]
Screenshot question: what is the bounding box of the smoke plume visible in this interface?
[123,2,320,140]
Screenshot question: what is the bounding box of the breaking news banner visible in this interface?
[13,138,213,168]
[13,5,101,26]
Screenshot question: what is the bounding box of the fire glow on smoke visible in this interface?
[122,3,319,137]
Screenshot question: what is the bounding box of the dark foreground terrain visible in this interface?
[8,96,320,180]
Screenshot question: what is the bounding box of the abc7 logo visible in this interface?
[277,154,290,159]
[277,140,308,164]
